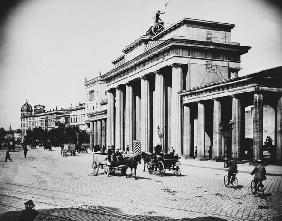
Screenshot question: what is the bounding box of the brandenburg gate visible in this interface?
[101,17,282,163]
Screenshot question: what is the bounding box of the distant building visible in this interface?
[69,103,86,131]
[84,76,108,149]
[20,101,69,135]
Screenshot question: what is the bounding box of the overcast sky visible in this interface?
[0,0,281,129]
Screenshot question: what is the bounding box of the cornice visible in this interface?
[102,38,250,81]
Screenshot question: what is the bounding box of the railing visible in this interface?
[145,40,164,52]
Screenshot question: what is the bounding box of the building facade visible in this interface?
[84,76,108,149]
[102,17,250,156]
[69,103,86,131]
[20,102,84,135]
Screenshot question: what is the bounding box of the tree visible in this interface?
[0,127,6,145]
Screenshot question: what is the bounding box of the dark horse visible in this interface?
[124,153,142,179]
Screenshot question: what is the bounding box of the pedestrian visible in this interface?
[208,146,212,160]
[194,146,197,159]
[23,144,28,159]
[5,150,12,162]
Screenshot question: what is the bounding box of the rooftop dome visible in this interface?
[21,101,33,113]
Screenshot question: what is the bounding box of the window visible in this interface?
[89,90,95,101]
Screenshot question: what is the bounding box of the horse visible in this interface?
[124,153,142,179]
[141,152,153,172]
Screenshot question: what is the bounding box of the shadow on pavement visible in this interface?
[0,205,230,221]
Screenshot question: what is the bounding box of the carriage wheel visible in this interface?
[92,162,99,176]
[157,161,165,176]
[174,162,181,176]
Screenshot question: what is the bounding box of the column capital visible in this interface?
[155,69,162,75]
[170,63,183,68]
[141,74,149,80]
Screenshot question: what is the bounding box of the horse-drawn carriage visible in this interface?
[92,151,141,179]
[146,153,181,176]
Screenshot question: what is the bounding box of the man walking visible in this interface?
[23,144,28,159]
[5,149,12,162]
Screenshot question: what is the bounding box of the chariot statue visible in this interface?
[146,10,165,36]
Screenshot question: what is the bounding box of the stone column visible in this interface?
[97,120,102,148]
[197,102,205,158]
[232,96,242,160]
[90,121,94,150]
[186,63,191,90]
[125,84,133,150]
[277,96,282,162]
[93,121,97,146]
[171,63,183,154]
[101,119,106,149]
[141,76,151,152]
[213,99,222,159]
[154,70,165,147]
[183,105,191,156]
[115,87,124,149]
[253,93,263,161]
[107,90,115,147]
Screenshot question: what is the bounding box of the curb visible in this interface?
[180,162,282,176]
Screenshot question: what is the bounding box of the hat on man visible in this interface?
[24,200,35,208]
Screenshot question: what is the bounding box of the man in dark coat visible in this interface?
[227,159,238,184]
[5,150,12,162]
[251,159,266,193]
[23,144,28,159]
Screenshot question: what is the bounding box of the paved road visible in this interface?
[0,147,281,220]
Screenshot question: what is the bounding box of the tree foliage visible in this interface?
[24,125,89,147]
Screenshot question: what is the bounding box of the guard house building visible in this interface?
[101,17,282,163]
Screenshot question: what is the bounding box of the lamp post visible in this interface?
[220,120,233,168]
[157,125,165,152]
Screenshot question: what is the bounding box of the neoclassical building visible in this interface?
[101,18,249,153]
[100,17,282,163]
[84,76,108,149]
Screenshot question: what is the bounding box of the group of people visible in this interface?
[107,146,124,166]
[227,158,267,194]
[5,141,28,162]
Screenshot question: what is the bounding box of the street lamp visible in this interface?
[157,125,165,152]
[220,120,233,168]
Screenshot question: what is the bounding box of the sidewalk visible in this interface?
[179,158,282,176]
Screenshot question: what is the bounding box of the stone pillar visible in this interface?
[183,105,191,156]
[277,96,282,163]
[141,76,151,152]
[107,90,115,147]
[186,63,191,90]
[97,120,102,148]
[253,93,263,161]
[154,70,165,147]
[197,102,205,158]
[232,96,241,160]
[213,99,222,159]
[125,84,133,150]
[171,64,183,155]
[90,121,94,150]
[135,90,141,141]
[115,87,124,149]
[93,121,97,146]
[101,119,106,149]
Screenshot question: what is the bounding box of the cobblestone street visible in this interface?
[0,147,282,220]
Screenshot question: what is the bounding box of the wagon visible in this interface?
[92,152,108,175]
[147,154,181,176]
[104,161,127,177]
